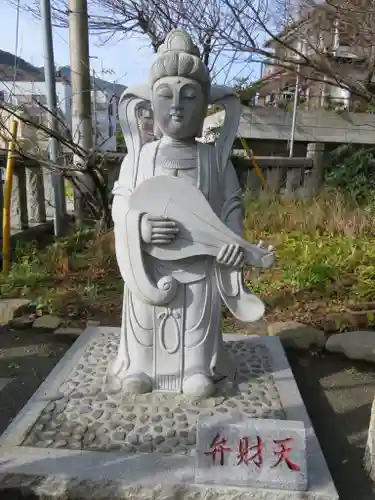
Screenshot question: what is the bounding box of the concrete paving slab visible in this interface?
[0,327,339,500]
[0,378,12,391]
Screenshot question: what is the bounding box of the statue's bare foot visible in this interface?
[183,373,215,399]
[121,372,152,394]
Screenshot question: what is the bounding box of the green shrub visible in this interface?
[325,145,375,201]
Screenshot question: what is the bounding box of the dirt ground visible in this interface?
[0,328,375,499]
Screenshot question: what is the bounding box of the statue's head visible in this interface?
[149,29,211,140]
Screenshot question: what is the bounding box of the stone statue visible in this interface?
[108,28,275,399]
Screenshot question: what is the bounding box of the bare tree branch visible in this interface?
[7,0,269,81]
[0,96,114,227]
[216,0,375,106]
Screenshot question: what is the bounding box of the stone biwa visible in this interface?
[108,28,275,400]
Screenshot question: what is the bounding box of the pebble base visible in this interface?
[0,326,338,500]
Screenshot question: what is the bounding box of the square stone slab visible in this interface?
[0,327,338,500]
[196,416,308,491]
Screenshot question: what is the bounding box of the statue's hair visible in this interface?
[149,29,211,95]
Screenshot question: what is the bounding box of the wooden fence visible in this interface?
[0,153,68,252]
[232,143,325,199]
[0,151,124,254]
[0,142,325,254]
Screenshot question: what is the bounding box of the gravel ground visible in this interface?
[0,329,375,499]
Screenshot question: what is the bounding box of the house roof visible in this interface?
[256,71,297,95]
[264,4,328,48]
[245,68,296,96]
[264,19,306,48]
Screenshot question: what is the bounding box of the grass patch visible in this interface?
[1,189,375,326]
[242,190,375,324]
[0,227,122,320]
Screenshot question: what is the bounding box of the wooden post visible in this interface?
[68,0,94,224]
[284,165,303,198]
[306,142,325,195]
[246,168,262,193]
[266,166,283,194]
[0,167,3,233]
[3,120,20,275]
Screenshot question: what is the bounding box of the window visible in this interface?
[0,90,4,102]
[14,94,32,104]
[338,22,352,47]
[32,94,47,105]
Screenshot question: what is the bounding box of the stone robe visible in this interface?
[110,139,253,392]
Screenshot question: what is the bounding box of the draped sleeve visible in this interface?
[112,152,178,306]
[215,160,266,322]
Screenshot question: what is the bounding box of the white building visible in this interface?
[0,76,118,152]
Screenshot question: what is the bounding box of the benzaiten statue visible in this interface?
[108,28,275,399]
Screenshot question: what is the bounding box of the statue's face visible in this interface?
[152,76,207,140]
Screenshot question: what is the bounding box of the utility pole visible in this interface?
[90,54,99,149]
[40,0,66,236]
[92,68,97,148]
[67,0,93,223]
[289,65,300,158]
[289,37,304,158]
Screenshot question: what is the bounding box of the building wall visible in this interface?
[0,80,117,152]
[91,88,117,151]
[261,10,373,110]
[0,106,54,156]
[0,81,67,109]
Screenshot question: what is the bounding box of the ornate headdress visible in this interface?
[149,29,211,96]
[117,28,241,192]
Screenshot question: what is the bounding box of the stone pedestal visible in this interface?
[0,327,338,500]
[26,165,47,224]
[10,165,28,230]
[304,143,325,196]
[43,168,56,220]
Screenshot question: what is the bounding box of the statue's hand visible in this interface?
[217,244,244,269]
[257,240,275,254]
[140,214,179,245]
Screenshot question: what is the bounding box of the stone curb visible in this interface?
[364,397,375,481]
[0,299,32,325]
[5,307,99,337]
[267,321,326,349]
